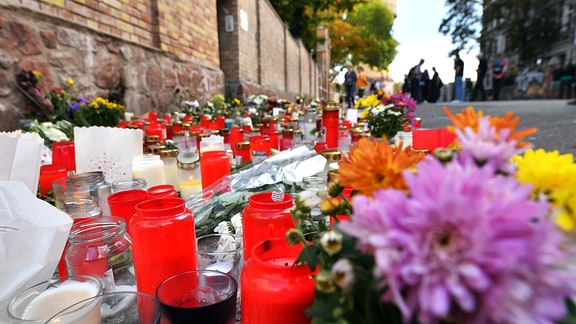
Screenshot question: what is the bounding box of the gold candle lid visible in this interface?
[323,101,340,111]
[320,150,342,164]
[148,144,166,155]
[160,149,179,158]
[145,135,161,143]
[235,141,250,149]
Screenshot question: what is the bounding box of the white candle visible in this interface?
[23,280,100,323]
[180,179,203,199]
[132,155,166,188]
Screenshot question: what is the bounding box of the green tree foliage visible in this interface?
[344,2,398,70]
[438,0,482,54]
[268,0,366,52]
[440,0,558,64]
[481,0,557,64]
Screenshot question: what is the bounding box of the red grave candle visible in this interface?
[39,164,68,198]
[241,238,315,324]
[242,192,294,261]
[130,198,198,296]
[200,150,230,189]
[322,102,340,149]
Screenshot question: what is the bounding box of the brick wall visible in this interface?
[0,0,320,131]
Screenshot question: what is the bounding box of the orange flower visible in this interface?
[444,106,536,148]
[338,137,426,196]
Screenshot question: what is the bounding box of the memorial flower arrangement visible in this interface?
[360,93,417,139]
[289,106,576,323]
[72,97,125,127]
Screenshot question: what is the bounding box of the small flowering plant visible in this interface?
[288,106,576,323]
[73,97,125,127]
[361,93,417,139]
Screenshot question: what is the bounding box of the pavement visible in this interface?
[413,99,576,156]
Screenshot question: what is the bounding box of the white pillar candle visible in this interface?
[179,179,203,199]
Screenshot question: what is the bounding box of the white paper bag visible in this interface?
[0,131,44,194]
[74,127,143,184]
[0,181,73,321]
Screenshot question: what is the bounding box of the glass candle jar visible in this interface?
[235,141,251,165]
[51,141,76,173]
[249,135,271,164]
[160,149,180,192]
[322,102,340,149]
[108,189,150,233]
[177,150,202,200]
[67,171,112,216]
[280,129,294,151]
[132,154,167,189]
[38,164,68,198]
[200,150,230,190]
[65,216,135,292]
[241,238,315,324]
[242,192,294,260]
[62,197,102,220]
[130,198,198,296]
[261,128,279,150]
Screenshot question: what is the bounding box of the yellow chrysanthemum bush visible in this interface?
[73,97,125,127]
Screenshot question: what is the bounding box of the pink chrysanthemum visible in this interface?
[455,116,527,173]
[340,158,574,324]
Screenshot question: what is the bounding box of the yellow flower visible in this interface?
[338,137,425,196]
[512,149,576,198]
[66,78,74,87]
[320,197,341,215]
[314,271,336,293]
[552,186,576,232]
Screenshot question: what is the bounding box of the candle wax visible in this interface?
[23,281,99,321]
[179,179,202,199]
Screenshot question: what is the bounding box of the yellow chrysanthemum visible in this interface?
[338,137,426,196]
[444,106,537,148]
[66,78,74,87]
[552,185,576,232]
[512,149,576,197]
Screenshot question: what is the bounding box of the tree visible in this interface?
[268,0,366,53]
[438,0,482,54]
[333,2,398,70]
[440,0,558,65]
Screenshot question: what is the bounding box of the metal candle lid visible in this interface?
[323,101,340,111]
[177,150,200,169]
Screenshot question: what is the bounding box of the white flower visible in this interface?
[214,221,231,234]
[40,122,69,142]
[216,233,237,252]
[298,189,323,209]
[230,213,243,235]
[183,100,199,108]
[332,258,355,290]
[320,231,343,256]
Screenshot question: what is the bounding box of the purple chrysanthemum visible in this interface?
[340,158,574,324]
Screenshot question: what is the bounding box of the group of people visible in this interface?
[549,59,575,99]
[402,59,443,104]
[470,52,508,101]
[342,64,383,108]
[402,52,509,104]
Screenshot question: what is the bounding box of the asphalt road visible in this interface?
[415,99,576,156]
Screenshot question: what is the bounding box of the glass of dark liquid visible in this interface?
[155,270,238,324]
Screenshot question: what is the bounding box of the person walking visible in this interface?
[410,59,425,103]
[343,64,357,108]
[356,66,368,98]
[492,53,508,100]
[471,52,488,101]
[453,53,464,102]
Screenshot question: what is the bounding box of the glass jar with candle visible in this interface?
[322,101,340,149]
[242,192,294,260]
[130,198,198,296]
[66,216,135,292]
[177,150,202,199]
[160,149,180,191]
[132,154,166,189]
[241,238,315,324]
[200,150,230,190]
[249,135,271,164]
[67,171,112,217]
[39,164,68,199]
[62,197,102,220]
[280,129,294,151]
[235,141,251,165]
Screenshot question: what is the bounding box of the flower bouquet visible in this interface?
[360,93,417,140]
[289,106,576,323]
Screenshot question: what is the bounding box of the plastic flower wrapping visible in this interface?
[289,106,576,323]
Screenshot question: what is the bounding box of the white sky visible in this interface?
[387,0,480,83]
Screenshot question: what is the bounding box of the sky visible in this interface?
[387,0,480,84]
